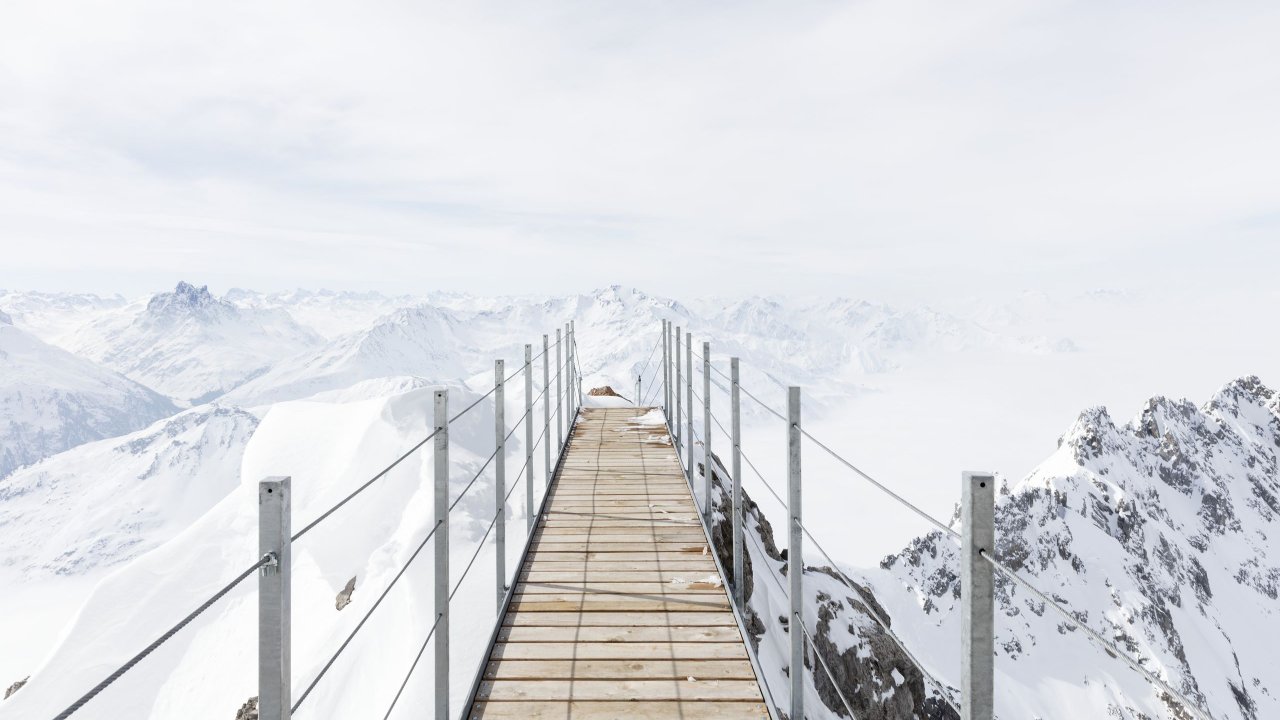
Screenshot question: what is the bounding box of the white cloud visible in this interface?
[0,0,1277,297]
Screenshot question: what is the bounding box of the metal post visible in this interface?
[565,322,573,422]
[555,328,563,452]
[494,360,506,610]
[674,327,682,446]
[685,332,693,485]
[662,321,670,413]
[636,374,641,408]
[702,341,712,519]
[787,386,803,720]
[525,344,534,533]
[542,335,552,486]
[570,320,578,415]
[731,357,744,609]
[433,390,450,720]
[962,471,996,720]
[258,476,291,720]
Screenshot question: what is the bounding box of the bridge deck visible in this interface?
[468,407,768,719]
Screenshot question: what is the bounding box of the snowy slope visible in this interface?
[224,288,424,339]
[63,282,323,404]
[222,305,477,406]
[857,376,1280,720]
[0,384,539,719]
[0,405,260,580]
[0,315,177,478]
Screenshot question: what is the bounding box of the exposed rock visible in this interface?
[234,695,257,720]
[336,575,357,611]
[700,451,957,719]
[4,677,27,700]
[588,386,622,397]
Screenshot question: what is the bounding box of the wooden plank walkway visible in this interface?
[468,407,768,719]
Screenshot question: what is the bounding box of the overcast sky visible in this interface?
[1,0,1277,301]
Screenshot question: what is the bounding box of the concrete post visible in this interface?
[433,390,449,720]
[525,345,534,533]
[730,357,744,609]
[788,387,803,720]
[494,360,506,610]
[702,341,712,519]
[258,476,291,720]
[962,472,996,720]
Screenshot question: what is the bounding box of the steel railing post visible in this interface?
[702,341,712,519]
[787,386,803,720]
[258,476,291,720]
[730,357,744,609]
[564,322,573,424]
[543,335,551,490]
[433,390,450,720]
[674,327,682,447]
[494,360,506,610]
[570,320,578,413]
[662,321,670,414]
[525,344,534,533]
[685,332,693,485]
[636,374,641,408]
[962,471,996,720]
[555,329,563,452]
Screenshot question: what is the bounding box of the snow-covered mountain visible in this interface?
[223,305,479,406]
[0,384,524,719]
[849,376,1280,720]
[699,376,1278,720]
[62,282,323,404]
[224,288,426,339]
[0,405,260,580]
[0,314,177,478]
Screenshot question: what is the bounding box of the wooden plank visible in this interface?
[498,625,743,643]
[467,407,764,716]
[489,642,748,660]
[528,542,708,553]
[524,555,714,563]
[508,597,729,613]
[503,610,737,627]
[515,581,726,594]
[521,570,723,583]
[476,679,764,701]
[470,701,768,719]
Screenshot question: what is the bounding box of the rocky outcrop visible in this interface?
[876,376,1280,720]
[699,452,958,719]
[4,677,27,700]
[336,576,357,611]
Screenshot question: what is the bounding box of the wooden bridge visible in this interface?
[468,407,769,719]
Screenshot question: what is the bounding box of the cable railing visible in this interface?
[49,321,585,720]
[651,318,1216,720]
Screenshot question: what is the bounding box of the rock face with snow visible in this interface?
[64,282,322,404]
[701,449,957,720]
[863,376,1280,720]
[0,318,178,478]
[0,405,260,578]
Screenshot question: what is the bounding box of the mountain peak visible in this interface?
[145,282,226,317]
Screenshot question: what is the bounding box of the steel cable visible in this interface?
[978,550,1214,720]
[799,520,961,715]
[292,518,443,713]
[797,616,860,720]
[52,554,274,720]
